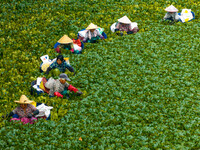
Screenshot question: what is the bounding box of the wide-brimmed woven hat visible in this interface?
[165,5,178,12]
[86,23,99,30]
[14,95,33,104]
[58,35,73,44]
[118,16,132,24]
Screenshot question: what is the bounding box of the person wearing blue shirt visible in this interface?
[46,55,75,75]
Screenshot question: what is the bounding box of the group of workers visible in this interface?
[2,54,83,124]
[2,5,195,124]
[163,5,194,23]
[35,54,83,98]
[54,15,140,54]
[53,5,195,55]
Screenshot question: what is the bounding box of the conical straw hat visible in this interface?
[58,35,73,44]
[118,16,132,24]
[14,95,33,104]
[165,5,178,12]
[86,23,99,30]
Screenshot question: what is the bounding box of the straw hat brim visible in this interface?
[118,16,132,24]
[119,21,131,24]
[165,9,178,12]
[58,41,73,44]
[86,23,99,30]
[86,26,99,30]
[14,100,33,104]
[165,5,178,12]
[15,95,33,104]
[58,35,73,44]
[118,20,132,24]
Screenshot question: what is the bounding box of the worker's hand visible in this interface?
[73,71,76,76]
[77,91,83,96]
[27,113,33,118]
[70,48,74,53]
[54,92,63,98]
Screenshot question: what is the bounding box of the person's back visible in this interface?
[164,12,179,21]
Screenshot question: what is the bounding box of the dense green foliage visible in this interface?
[0,0,200,149]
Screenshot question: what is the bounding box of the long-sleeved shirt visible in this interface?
[83,29,102,40]
[47,79,70,96]
[163,12,179,21]
[12,104,37,118]
[63,44,72,50]
[49,60,72,73]
[115,22,132,32]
